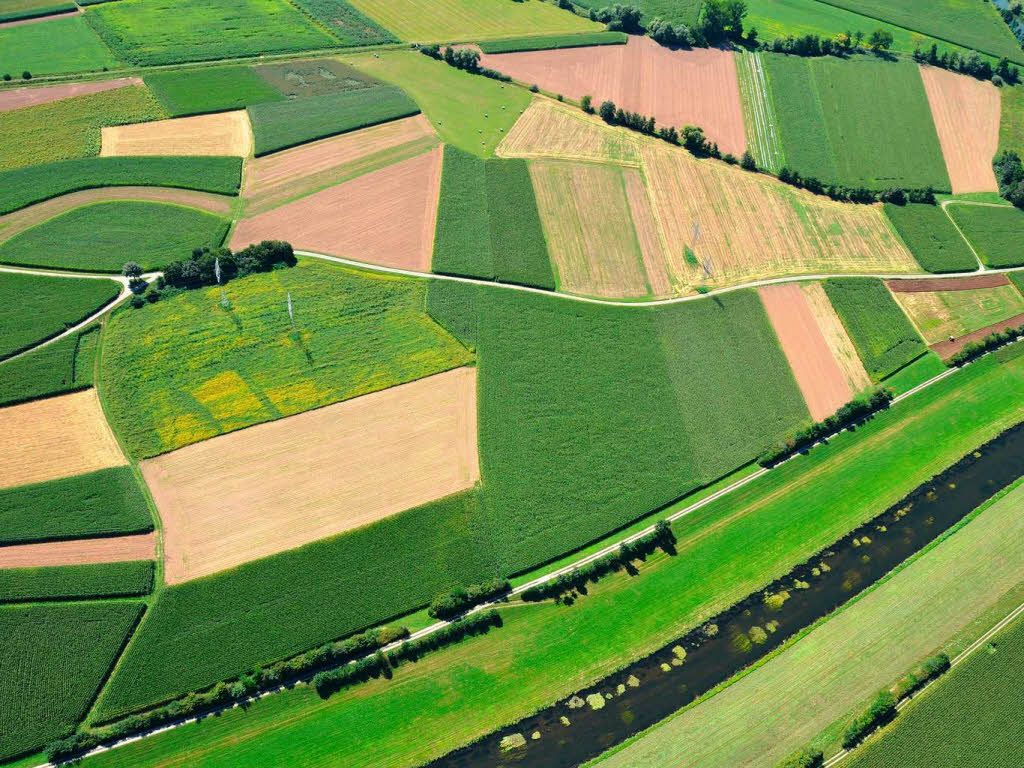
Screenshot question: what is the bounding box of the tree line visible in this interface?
[994,150,1024,207]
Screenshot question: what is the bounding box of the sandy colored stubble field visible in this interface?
[0,533,155,568]
[499,97,641,165]
[232,146,442,271]
[481,37,747,156]
[101,110,252,157]
[801,281,871,393]
[143,367,480,584]
[0,389,126,490]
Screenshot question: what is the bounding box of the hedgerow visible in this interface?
[428,578,510,620]
[842,689,898,749]
[0,325,98,407]
[949,321,1024,366]
[0,561,154,603]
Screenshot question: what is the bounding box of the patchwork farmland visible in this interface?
[3,5,1024,768]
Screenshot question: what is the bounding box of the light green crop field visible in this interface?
[0,201,230,272]
[348,50,531,156]
[946,204,1024,268]
[0,15,117,77]
[884,203,978,273]
[999,85,1024,156]
[847,598,1024,767]
[100,259,472,458]
[144,66,283,117]
[346,0,600,42]
[0,272,119,359]
[0,324,99,407]
[84,0,338,66]
[80,348,1024,768]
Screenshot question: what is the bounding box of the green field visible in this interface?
[100,259,472,457]
[432,147,554,289]
[0,561,154,603]
[144,66,283,116]
[0,272,119,360]
[288,0,396,46]
[884,203,978,273]
[0,85,166,173]
[0,15,117,77]
[247,85,420,155]
[79,347,1024,768]
[0,324,99,407]
[0,601,143,761]
[0,201,230,272]
[0,466,153,545]
[848,609,1024,766]
[946,204,1024,268]
[824,278,927,380]
[0,157,242,216]
[572,0,701,26]
[477,31,627,53]
[93,490,497,720]
[85,0,338,66]
[999,85,1024,156]
[766,55,950,191]
[347,0,600,42]
[348,50,531,156]
[880,349,947,395]
[253,58,383,98]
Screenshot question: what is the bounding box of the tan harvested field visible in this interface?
[143,367,480,585]
[888,274,1009,292]
[0,77,141,113]
[801,281,871,393]
[759,283,852,420]
[0,186,234,241]
[231,146,442,271]
[499,97,641,165]
[481,37,747,156]
[931,312,1024,358]
[920,65,1000,194]
[892,284,1024,344]
[623,166,672,297]
[0,533,155,569]
[530,160,650,298]
[100,110,252,157]
[242,114,438,215]
[0,390,126,490]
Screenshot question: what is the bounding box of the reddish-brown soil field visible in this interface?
[143,367,479,585]
[0,533,156,568]
[480,36,747,156]
[231,145,442,271]
[930,312,1024,359]
[0,77,141,113]
[759,283,853,420]
[887,274,1009,292]
[920,65,1000,194]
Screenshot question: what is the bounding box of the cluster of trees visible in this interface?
[777,166,936,205]
[419,44,511,82]
[767,28,892,56]
[759,389,893,467]
[46,624,408,762]
[521,521,676,603]
[893,652,950,700]
[2,71,32,81]
[842,689,898,749]
[774,749,824,768]
[163,240,295,290]
[994,150,1024,207]
[950,321,1024,366]
[589,96,726,158]
[913,44,1019,85]
[427,577,511,620]
[588,0,746,46]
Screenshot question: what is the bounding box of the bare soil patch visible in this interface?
[0,77,141,113]
[801,281,871,393]
[143,367,479,585]
[0,533,155,568]
[920,65,1000,194]
[887,274,1009,292]
[0,390,126,490]
[232,145,442,271]
[759,283,852,420]
[931,312,1024,359]
[100,111,252,157]
[482,37,747,156]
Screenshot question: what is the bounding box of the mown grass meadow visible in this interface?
[144,66,283,117]
[884,203,978,273]
[0,324,99,407]
[946,204,1024,268]
[0,16,117,77]
[0,561,154,603]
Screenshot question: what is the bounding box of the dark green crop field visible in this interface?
[0,272,119,360]
[0,325,99,407]
[288,0,396,46]
[884,203,978,273]
[478,31,627,53]
[0,201,230,272]
[0,561,154,603]
[0,601,144,761]
[824,278,926,380]
[946,204,1024,268]
[248,85,420,155]
[0,157,242,215]
[144,66,283,116]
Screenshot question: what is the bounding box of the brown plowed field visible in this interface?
[931,312,1024,359]
[887,274,1009,292]
[920,65,1000,194]
[242,114,437,215]
[0,390,127,490]
[0,186,234,242]
[801,281,871,393]
[0,77,141,113]
[0,533,156,568]
[759,283,853,420]
[143,367,479,585]
[100,110,252,157]
[481,36,747,156]
[231,146,442,271]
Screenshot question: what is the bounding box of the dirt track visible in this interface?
[0,533,156,568]
[931,312,1024,358]
[0,77,141,113]
[888,274,1009,292]
[101,111,252,157]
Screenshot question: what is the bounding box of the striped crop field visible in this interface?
[735,50,784,173]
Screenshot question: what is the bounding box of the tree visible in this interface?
[121,261,142,278]
[700,0,746,42]
[852,29,865,48]
[833,31,851,50]
[867,28,893,53]
[740,150,757,171]
[598,99,616,123]
[581,94,593,113]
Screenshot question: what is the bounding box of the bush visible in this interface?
[775,748,824,768]
[162,241,295,291]
[842,690,897,749]
[428,578,511,620]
